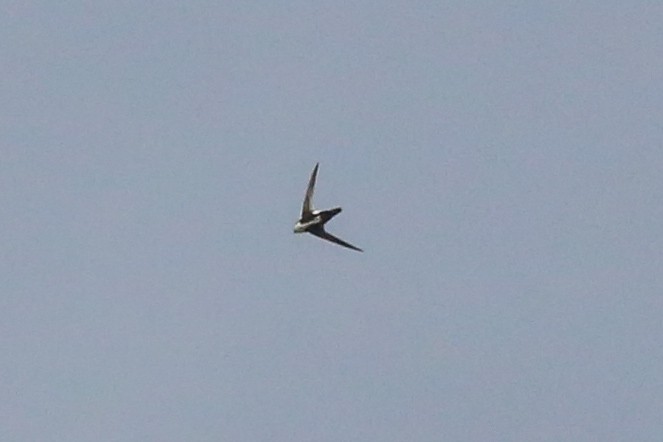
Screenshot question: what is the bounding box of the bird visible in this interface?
[293,163,363,252]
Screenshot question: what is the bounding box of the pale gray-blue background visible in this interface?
[2,2,662,441]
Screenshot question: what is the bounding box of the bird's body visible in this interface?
[293,163,363,252]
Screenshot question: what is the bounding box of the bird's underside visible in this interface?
[294,163,363,252]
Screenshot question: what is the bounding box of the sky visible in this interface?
[2,2,662,441]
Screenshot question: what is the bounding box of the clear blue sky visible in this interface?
[2,2,662,441]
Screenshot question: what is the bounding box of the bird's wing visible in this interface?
[301,163,319,219]
[309,226,363,252]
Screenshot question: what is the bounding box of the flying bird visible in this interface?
[293,163,363,252]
